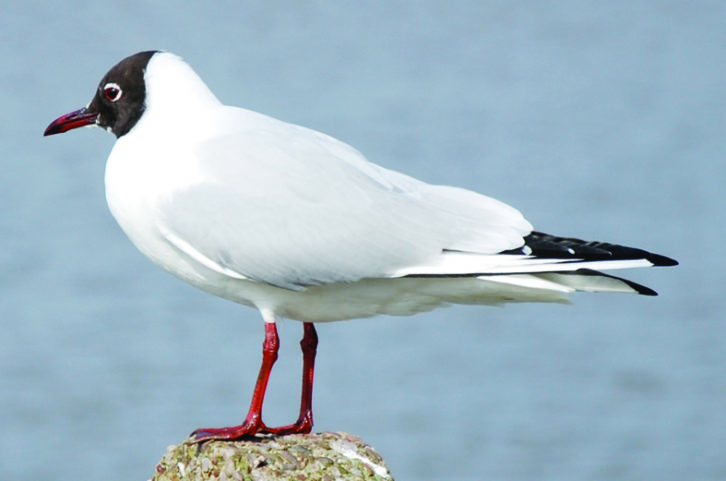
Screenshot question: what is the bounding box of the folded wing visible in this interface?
[159,107,675,296]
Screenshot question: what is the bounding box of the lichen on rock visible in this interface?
[151,432,393,481]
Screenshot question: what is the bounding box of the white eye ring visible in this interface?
[103,82,123,102]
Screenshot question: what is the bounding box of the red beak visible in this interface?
[44,108,98,136]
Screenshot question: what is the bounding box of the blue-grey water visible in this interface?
[2,2,724,480]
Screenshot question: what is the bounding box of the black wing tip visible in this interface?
[508,231,678,267]
[647,253,679,267]
[575,268,659,296]
[634,284,659,296]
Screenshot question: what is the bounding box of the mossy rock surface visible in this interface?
[152,431,393,481]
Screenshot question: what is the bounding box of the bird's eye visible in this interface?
[103,82,123,102]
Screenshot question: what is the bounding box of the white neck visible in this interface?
[143,52,222,118]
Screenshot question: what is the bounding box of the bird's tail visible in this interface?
[397,231,677,297]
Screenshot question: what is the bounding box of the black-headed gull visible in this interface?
[44,51,677,441]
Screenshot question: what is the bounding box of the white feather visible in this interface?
[102,52,665,323]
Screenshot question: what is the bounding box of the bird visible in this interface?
[44,50,677,442]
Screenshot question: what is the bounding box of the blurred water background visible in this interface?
[1,2,724,480]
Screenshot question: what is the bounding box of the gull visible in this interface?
[44,50,677,441]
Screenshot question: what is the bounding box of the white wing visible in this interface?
[158,107,533,290]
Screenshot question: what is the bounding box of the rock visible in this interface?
[151,432,394,481]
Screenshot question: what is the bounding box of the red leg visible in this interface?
[191,322,280,441]
[262,322,318,435]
